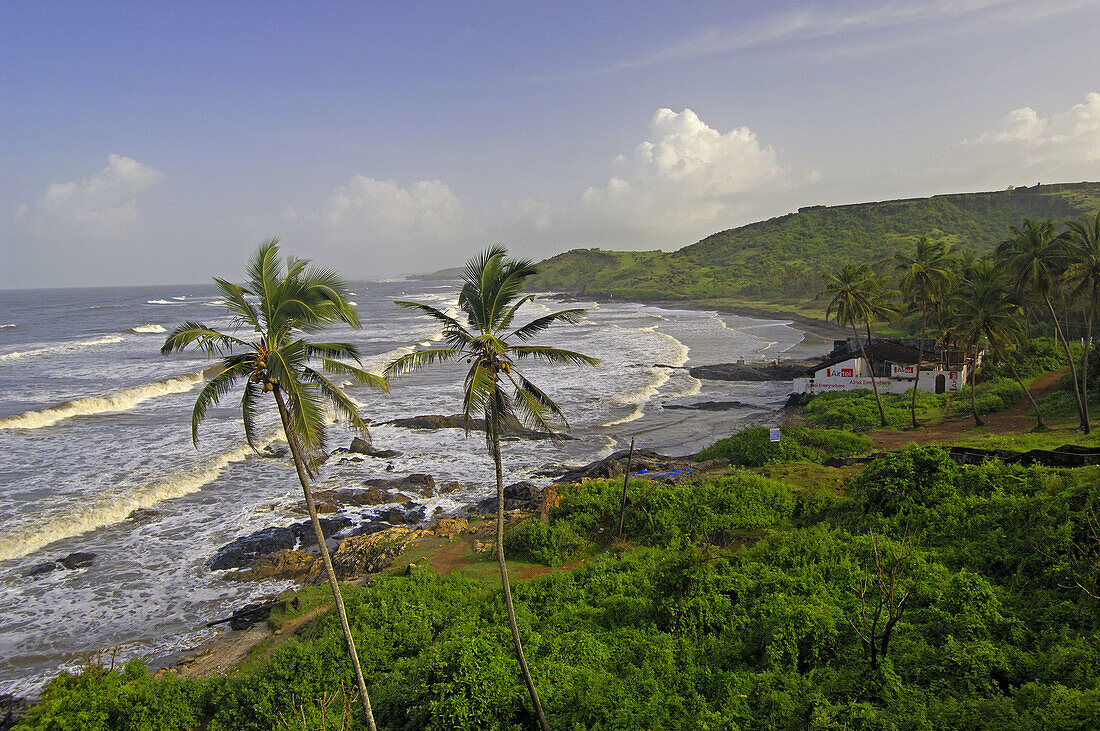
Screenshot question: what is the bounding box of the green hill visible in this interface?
[529,182,1100,316]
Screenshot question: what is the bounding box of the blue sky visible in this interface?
[3,0,1100,288]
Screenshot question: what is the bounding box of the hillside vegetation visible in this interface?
[528,183,1100,311]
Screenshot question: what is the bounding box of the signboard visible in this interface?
[769,428,781,442]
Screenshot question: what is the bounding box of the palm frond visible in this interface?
[190,363,248,446]
[385,348,463,377]
[511,345,601,366]
[305,342,363,362]
[161,322,247,356]
[302,366,371,434]
[497,294,535,332]
[213,278,262,332]
[240,380,264,451]
[509,308,587,341]
[317,357,388,391]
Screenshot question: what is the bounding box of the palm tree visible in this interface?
[386,246,598,731]
[823,263,891,428]
[997,218,1083,429]
[1062,211,1100,433]
[955,264,1046,430]
[162,239,386,730]
[896,238,955,428]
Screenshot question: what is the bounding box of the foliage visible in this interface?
[20,451,1100,731]
[947,377,1023,417]
[527,183,1100,306]
[503,519,590,566]
[980,337,1080,380]
[803,389,946,430]
[693,425,871,466]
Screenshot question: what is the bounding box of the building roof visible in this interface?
[800,341,929,377]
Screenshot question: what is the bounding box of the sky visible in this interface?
[2,0,1100,289]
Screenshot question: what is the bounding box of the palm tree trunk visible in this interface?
[1081,285,1095,433]
[969,343,983,427]
[909,309,927,429]
[859,321,888,427]
[989,337,1045,429]
[274,389,377,731]
[1045,295,1086,430]
[488,400,550,731]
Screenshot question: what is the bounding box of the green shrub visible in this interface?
[504,518,590,566]
[693,426,871,466]
[850,445,958,515]
[948,377,1023,417]
[803,390,945,430]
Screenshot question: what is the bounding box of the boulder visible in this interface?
[209,518,351,571]
[379,502,426,525]
[663,400,760,411]
[24,561,58,578]
[387,414,570,440]
[349,436,402,458]
[331,527,424,579]
[262,445,289,458]
[433,517,468,540]
[555,449,727,485]
[305,486,406,514]
[504,481,541,510]
[363,473,435,497]
[58,552,95,570]
[224,549,323,583]
[0,693,29,731]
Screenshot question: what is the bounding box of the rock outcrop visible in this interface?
[555,449,728,484]
[688,361,815,382]
[23,551,96,578]
[386,414,570,440]
[208,518,351,571]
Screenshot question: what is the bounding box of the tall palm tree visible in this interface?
[1062,211,1100,433]
[896,238,955,428]
[386,246,598,731]
[823,263,891,428]
[162,239,386,730]
[997,218,1084,429]
[955,263,1046,430]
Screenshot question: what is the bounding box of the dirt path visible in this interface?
[173,605,329,679]
[869,370,1067,450]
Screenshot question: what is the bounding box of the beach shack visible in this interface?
[792,340,971,396]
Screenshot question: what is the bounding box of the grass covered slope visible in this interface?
[529,182,1100,308]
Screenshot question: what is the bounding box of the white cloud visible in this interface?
[964,92,1100,180]
[578,108,788,237]
[16,154,164,240]
[316,175,480,269]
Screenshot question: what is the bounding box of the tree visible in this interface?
[997,218,1084,430]
[955,263,1046,430]
[847,532,913,670]
[823,264,891,428]
[162,239,386,730]
[896,238,955,428]
[385,246,598,731]
[1062,211,1100,433]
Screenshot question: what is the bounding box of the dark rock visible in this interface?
[24,561,58,578]
[0,693,29,731]
[262,444,289,458]
[127,508,160,523]
[556,449,727,485]
[58,552,95,570]
[349,437,403,458]
[664,400,760,411]
[504,481,541,510]
[209,518,352,571]
[207,596,289,631]
[332,527,423,579]
[339,455,365,464]
[363,473,435,497]
[688,361,815,382]
[438,481,462,494]
[379,502,426,525]
[404,563,418,576]
[387,414,570,440]
[533,464,571,478]
[308,486,406,513]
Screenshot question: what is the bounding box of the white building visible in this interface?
[793,341,971,396]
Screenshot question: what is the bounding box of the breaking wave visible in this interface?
[0,371,206,430]
[0,336,124,364]
[0,436,278,561]
[0,323,16,329]
[130,324,167,334]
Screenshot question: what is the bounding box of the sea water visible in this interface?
[0,281,810,695]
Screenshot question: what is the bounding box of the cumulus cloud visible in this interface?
[15,154,164,240]
[578,108,789,238]
[964,92,1100,180]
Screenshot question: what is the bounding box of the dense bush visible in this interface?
[947,377,1023,417]
[981,337,1081,380]
[803,389,945,430]
[503,518,589,566]
[693,425,871,466]
[18,454,1100,731]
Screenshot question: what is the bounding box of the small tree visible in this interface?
[162,240,386,730]
[847,532,913,670]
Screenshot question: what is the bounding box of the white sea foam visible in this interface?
[600,326,689,427]
[0,336,124,364]
[0,436,279,561]
[0,371,206,430]
[130,324,167,334]
[171,296,186,301]
[0,323,16,329]
[348,301,358,306]
[146,299,176,305]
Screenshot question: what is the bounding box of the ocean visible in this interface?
[0,280,817,695]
